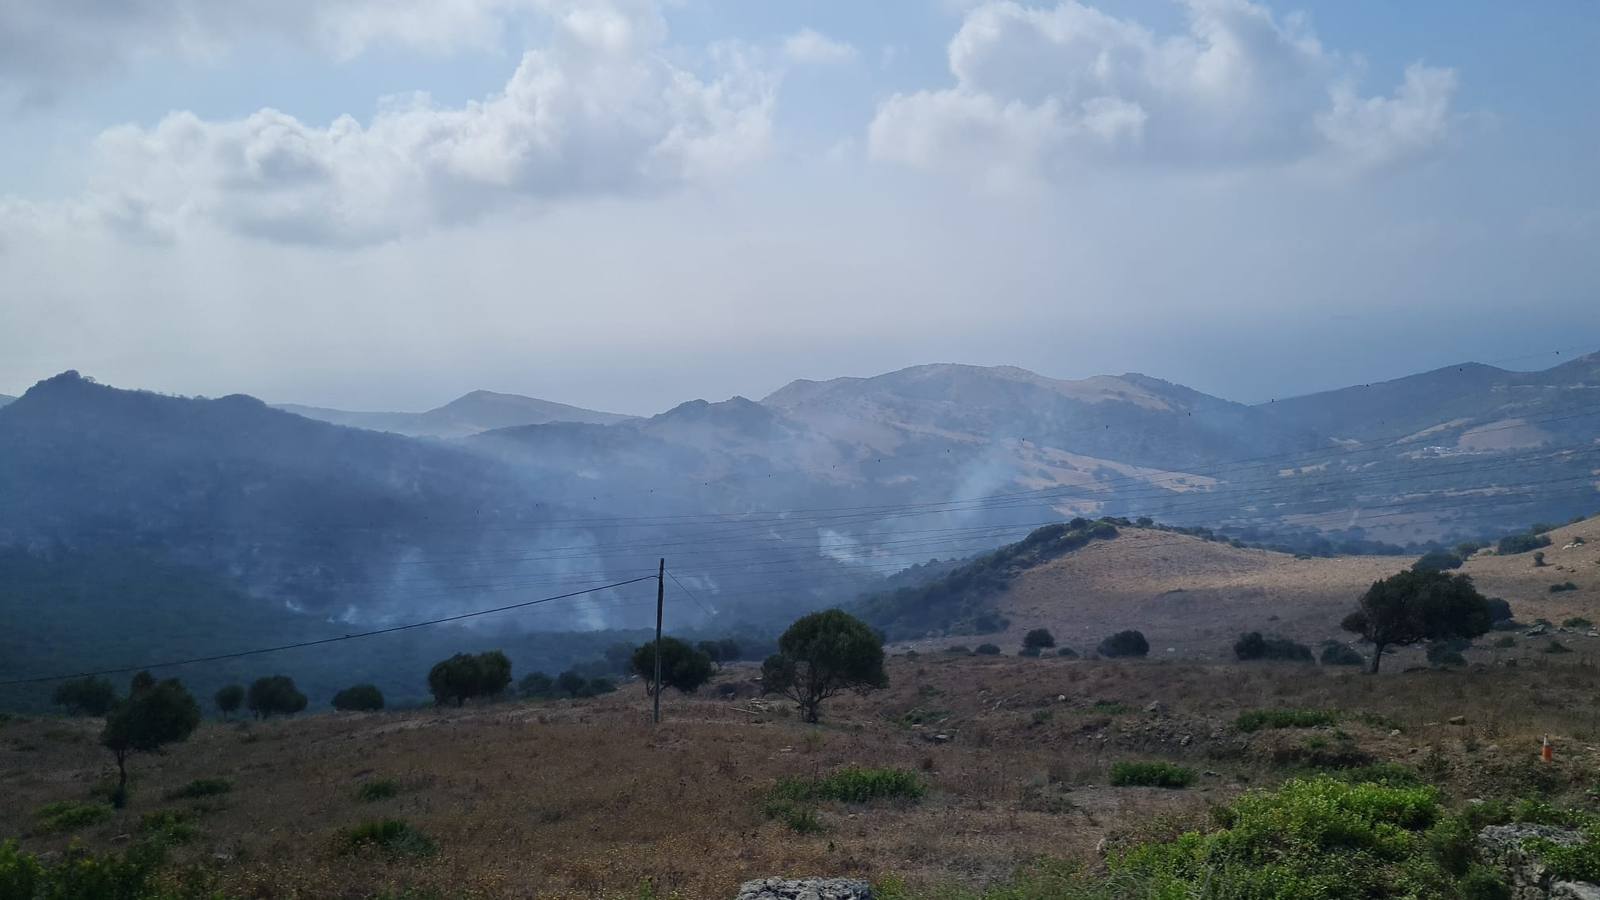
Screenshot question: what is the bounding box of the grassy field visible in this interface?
[7,649,1600,898]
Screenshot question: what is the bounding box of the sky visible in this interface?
[1,0,1597,416]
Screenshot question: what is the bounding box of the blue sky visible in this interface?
[1,0,1596,414]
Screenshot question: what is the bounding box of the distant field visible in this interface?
[8,649,1600,898]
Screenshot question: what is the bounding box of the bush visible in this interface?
[1319,641,1365,666]
[770,767,925,804]
[1499,532,1552,555]
[1564,617,1593,628]
[944,645,970,654]
[0,839,167,898]
[974,643,1001,656]
[247,675,308,718]
[1023,628,1056,650]
[1097,630,1149,658]
[1018,646,1041,658]
[355,779,400,802]
[213,684,244,718]
[427,650,512,706]
[1109,761,1195,788]
[1545,640,1574,654]
[1236,708,1337,732]
[761,799,824,834]
[1485,597,1514,622]
[1412,550,1464,573]
[164,778,231,801]
[138,809,199,844]
[335,820,436,857]
[519,672,554,698]
[1493,636,1516,648]
[1234,631,1313,662]
[1426,642,1468,667]
[1551,582,1579,593]
[331,684,384,712]
[33,800,113,833]
[1057,647,1079,658]
[52,676,117,716]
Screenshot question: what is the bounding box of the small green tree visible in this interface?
[247,675,308,718]
[213,684,244,719]
[761,610,886,723]
[555,670,588,697]
[52,676,117,716]
[519,671,554,698]
[1342,570,1493,673]
[331,684,385,712]
[100,672,201,807]
[631,637,714,695]
[426,651,512,706]
[1411,550,1463,573]
[1022,628,1056,651]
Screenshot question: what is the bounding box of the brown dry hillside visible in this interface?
[922,521,1600,661]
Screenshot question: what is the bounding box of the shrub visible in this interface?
[164,778,232,801]
[213,684,244,718]
[1534,552,1547,567]
[1545,640,1574,654]
[356,779,400,802]
[1057,647,1079,658]
[335,819,437,857]
[770,767,924,804]
[331,684,385,712]
[974,643,1001,656]
[1109,761,1195,788]
[139,809,199,844]
[427,651,512,706]
[519,672,554,698]
[247,675,308,718]
[1426,642,1468,667]
[761,799,824,834]
[1493,636,1516,648]
[0,839,167,898]
[1564,617,1593,628]
[1234,631,1313,662]
[945,645,970,654]
[1551,582,1579,593]
[1318,641,1365,666]
[1499,532,1552,555]
[1485,597,1514,622]
[1097,630,1149,658]
[1455,541,1486,558]
[33,800,113,833]
[1236,708,1337,732]
[1018,646,1042,658]
[1023,628,1056,651]
[1412,550,1464,573]
[52,676,117,716]
[632,637,714,695]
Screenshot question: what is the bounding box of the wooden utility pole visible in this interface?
[653,558,664,725]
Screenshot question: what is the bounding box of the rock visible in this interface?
[928,733,950,743]
[1057,694,1067,702]
[1145,701,1165,715]
[1179,734,1192,746]
[735,878,872,900]
[1449,715,1467,725]
[1390,729,1403,737]
[1479,823,1600,899]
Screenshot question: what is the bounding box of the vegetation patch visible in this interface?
[769,767,925,804]
[1234,631,1313,662]
[334,819,437,857]
[1235,708,1338,732]
[1550,582,1579,593]
[1109,761,1195,789]
[355,779,401,802]
[0,839,168,898]
[139,808,200,844]
[164,777,232,800]
[32,800,113,834]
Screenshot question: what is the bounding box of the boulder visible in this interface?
[735,878,872,900]
[1479,824,1600,899]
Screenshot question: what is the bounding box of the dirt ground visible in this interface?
[7,649,1600,900]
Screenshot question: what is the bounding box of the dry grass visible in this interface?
[6,652,1600,898]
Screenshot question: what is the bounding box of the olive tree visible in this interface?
[631,637,714,695]
[427,650,512,706]
[247,675,308,718]
[761,610,886,723]
[100,672,201,807]
[1342,570,1493,673]
[214,684,244,718]
[52,676,117,716]
[331,683,385,712]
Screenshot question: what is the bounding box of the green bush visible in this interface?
[1412,550,1465,573]
[1235,632,1313,662]
[138,809,200,844]
[1563,617,1592,628]
[335,819,437,857]
[1545,640,1574,654]
[1236,708,1338,732]
[761,798,824,834]
[974,643,1001,656]
[332,683,385,711]
[1336,763,1424,786]
[770,767,925,804]
[356,779,401,802]
[1022,628,1056,650]
[1110,761,1195,788]
[164,778,231,800]
[1056,647,1079,658]
[0,839,168,899]
[1499,532,1552,555]
[1319,642,1365,666]
[32,800,113,834]
[944,645,970,654]
[1097,630,1149,658]
[1550,582,1579,593]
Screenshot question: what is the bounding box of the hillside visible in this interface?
[0,393,13,408]
[277,389,631,437]
[895,518,1600,665]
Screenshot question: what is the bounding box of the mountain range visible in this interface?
[1,353,1596,699]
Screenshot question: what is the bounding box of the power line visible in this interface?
[0,574,658,687]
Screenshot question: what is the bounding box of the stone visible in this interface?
[1390,729,1403,737]
[735,878,872,900]
[1449,715,1467,725]
[1479,823,1600,900]
[1145,701,1165,715]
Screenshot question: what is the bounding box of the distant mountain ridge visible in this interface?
[277,389,632,437]
[0,394,13,408]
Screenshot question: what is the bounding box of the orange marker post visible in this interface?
[1542,735,1554,763]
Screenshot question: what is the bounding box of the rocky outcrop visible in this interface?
[1479,824,1600,899]
[734,878,872,900]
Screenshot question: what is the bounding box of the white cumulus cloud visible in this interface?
[63,6,774,246]
[868,0,1459,184]
[782,28,858,66]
